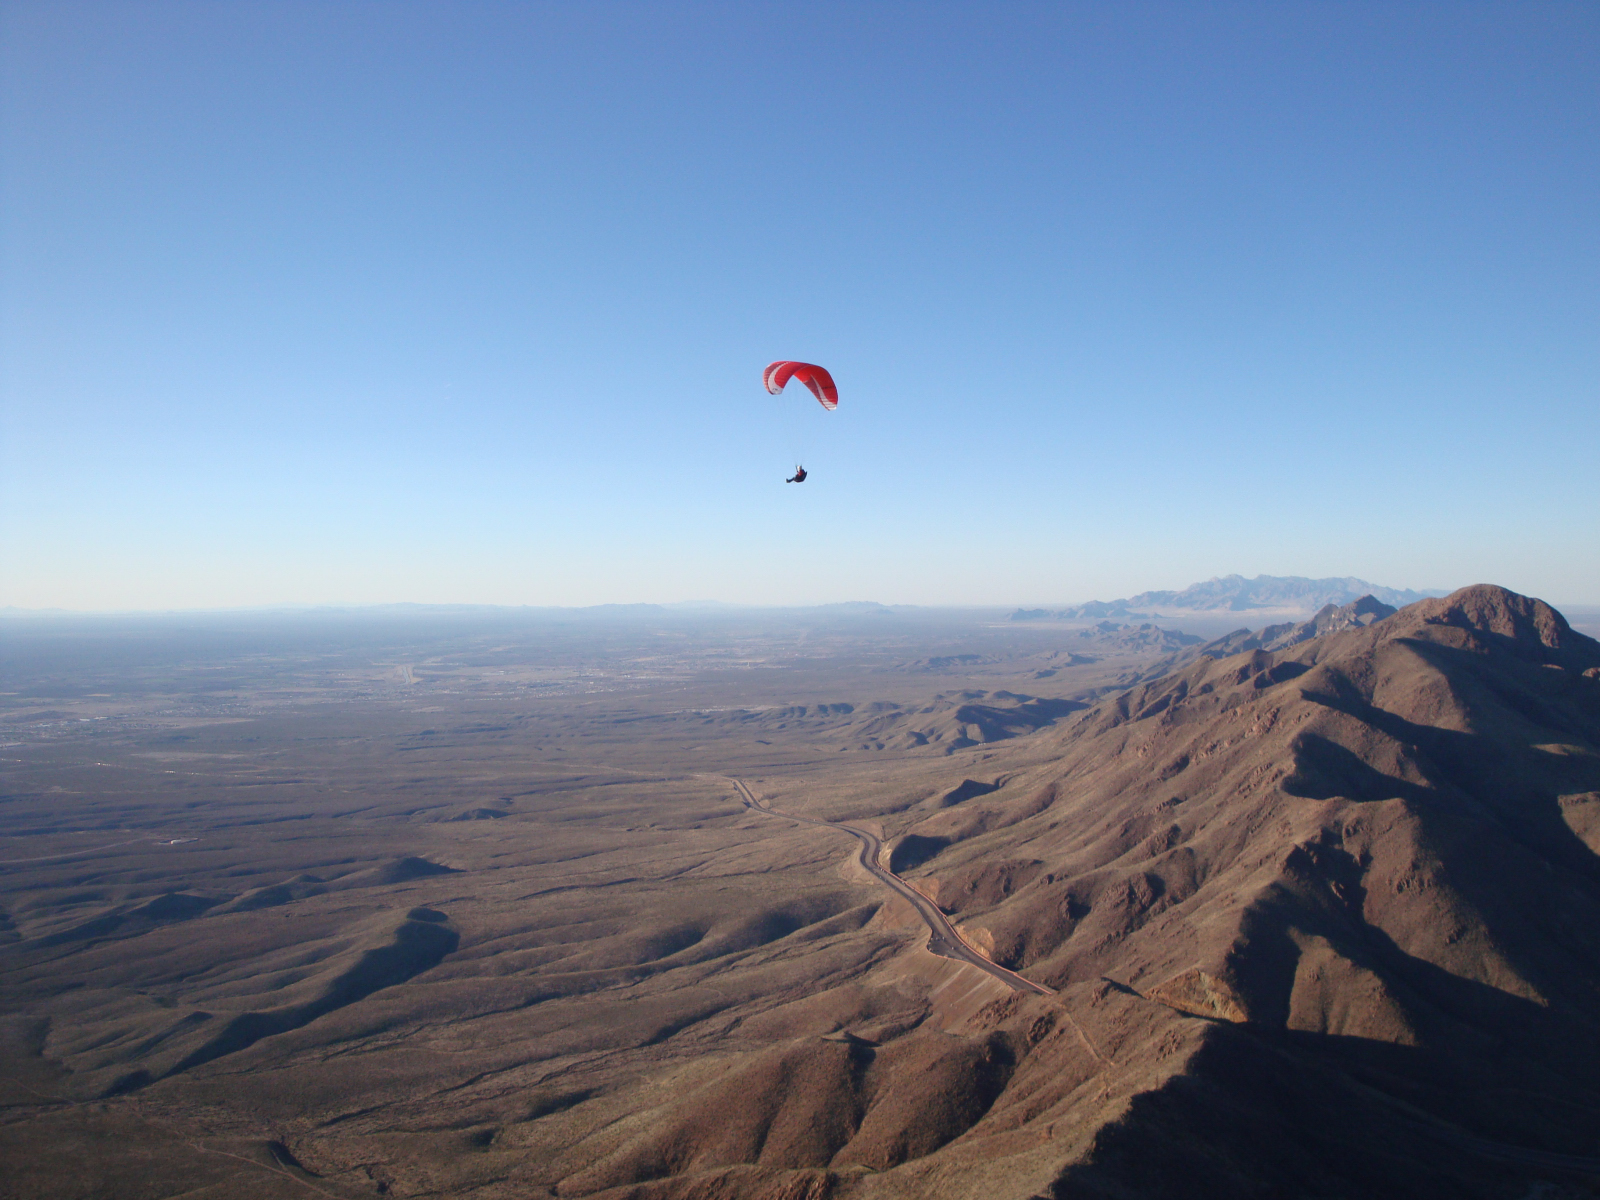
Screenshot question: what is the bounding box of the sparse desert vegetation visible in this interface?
[4,592,1600,1197]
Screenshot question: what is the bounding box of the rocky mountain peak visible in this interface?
[1401,583,1600,669]
[1196,593,1399,660]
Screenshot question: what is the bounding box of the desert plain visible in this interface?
[2,589,1600,1199]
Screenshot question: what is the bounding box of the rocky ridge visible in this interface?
[880,584,1600,1195]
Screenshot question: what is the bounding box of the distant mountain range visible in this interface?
[1012,574,1444,621]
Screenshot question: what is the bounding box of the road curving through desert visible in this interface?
[729,777,1054,997]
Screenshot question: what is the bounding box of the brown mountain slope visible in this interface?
[495,585,1600,1199]
[882,584,1600,1195]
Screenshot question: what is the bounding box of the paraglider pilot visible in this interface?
[763,362,832,485]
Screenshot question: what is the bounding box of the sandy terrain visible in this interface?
[2,593,1598,1198]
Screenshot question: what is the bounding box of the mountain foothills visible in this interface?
[0,586,1597,1198]
[1014,573,1443,620]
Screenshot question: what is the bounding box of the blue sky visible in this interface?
[3,2,1596,610]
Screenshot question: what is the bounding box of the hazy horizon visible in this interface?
[13,581,1600,621]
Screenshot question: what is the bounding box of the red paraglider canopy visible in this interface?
[763,361,838,410]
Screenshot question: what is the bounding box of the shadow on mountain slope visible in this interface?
[866,585,1600,1195]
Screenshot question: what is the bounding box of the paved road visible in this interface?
[730,778,1053,997]
[733,777,1600,1178]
